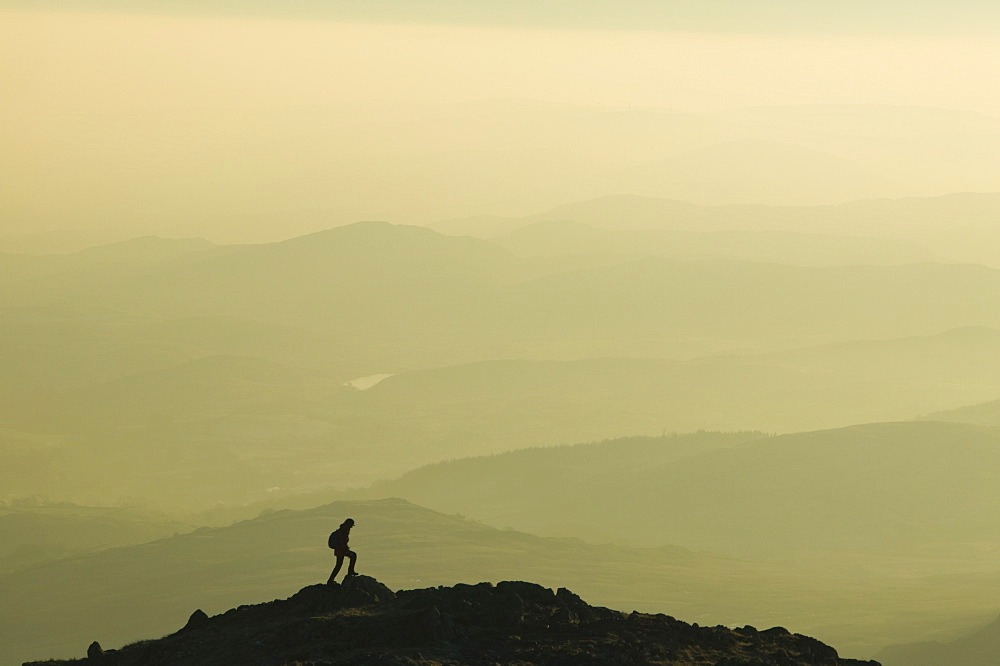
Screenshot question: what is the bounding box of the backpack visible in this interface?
[328,530,339,549]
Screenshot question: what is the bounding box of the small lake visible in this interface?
[344,373,394,390]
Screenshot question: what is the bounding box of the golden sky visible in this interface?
[3,9,1000,114]
[4,6,1000,239]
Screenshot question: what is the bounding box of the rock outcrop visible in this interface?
[25,576,879,665]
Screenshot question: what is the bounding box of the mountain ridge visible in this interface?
[357,421,1000,556]
[433,192,1000,266]
[25,575,879,666]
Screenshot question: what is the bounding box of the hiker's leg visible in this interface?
[346,550,357,575]
[328,554,345,583]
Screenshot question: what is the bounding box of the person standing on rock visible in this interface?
[327,518,359,583]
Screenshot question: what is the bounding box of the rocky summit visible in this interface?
[28,576,879,666]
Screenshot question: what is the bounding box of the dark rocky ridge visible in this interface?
[28,576,879,666]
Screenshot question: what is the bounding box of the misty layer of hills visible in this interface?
[5,204,1000,507]
[11,102,1000,245]
[0,503,192,575]
[9,190,1000,664]
[359,422,1000,557]
[438,191,1000,268]
[877,614,1000,666]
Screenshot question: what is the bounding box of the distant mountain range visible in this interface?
[493,218,936,266]
[434,192,1000,267]
[14,101,1000,241]
[8,337,1000,508]
[7,220,1000,360]
[0,504,191,575]
[6,222,1000,506]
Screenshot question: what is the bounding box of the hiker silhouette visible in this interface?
[327,518,359,583]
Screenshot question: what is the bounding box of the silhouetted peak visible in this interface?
[181,609,209,632]
[29,578,879,665]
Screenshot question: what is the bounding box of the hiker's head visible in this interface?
[342,518,355,529]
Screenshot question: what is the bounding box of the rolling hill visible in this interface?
[921,398,1000,426]
[33,354,354,430]
[434,192,1000,268]
[11,223,1000,353]
[0,503,193,575]
[495,257,1000,353]
[8,225,1000,510]
[8,223,1000,372]
[741,326,1000,388]
[876,614,1000,666]
[361,421,1000,557]
[13,342,1000,510]
[352,353,995,447]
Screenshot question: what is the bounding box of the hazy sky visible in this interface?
[5,1,1000,34]
[6,7,1000,114]
[5,2,1000,239]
